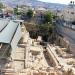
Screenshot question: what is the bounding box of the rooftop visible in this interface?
[0,19,19,44]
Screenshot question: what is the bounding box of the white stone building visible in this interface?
[56,9,63,19]
[54,2,75,22]
[63,4,75,22]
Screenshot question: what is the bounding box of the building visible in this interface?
[63,4,75,22]
[55,1,75,23]
[18,5,34,14]
[0,19,22,58]
[55,9,63,20]
[54,1,75,23]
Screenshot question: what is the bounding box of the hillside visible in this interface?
[1,0,66,9]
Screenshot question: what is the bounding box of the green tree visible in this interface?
[37,23,54,41]
[0,3,4,10]
[44,11,53,24]
[25,23,38,39]
[27,9,33,19]
[13,5,21,15]
[14,8,18,15]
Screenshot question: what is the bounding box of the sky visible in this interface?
[38,0,75,4]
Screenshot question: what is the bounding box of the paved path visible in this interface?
[56,22,75,54]
[57,25,75,44]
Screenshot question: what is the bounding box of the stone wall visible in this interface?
[55,35,75,55]
[55,36,70,51]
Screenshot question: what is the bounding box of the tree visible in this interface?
[27,9,33,19]
[14,5,21,15]
[43,11,53,24]
[14,8,18,15]
[0,3,4,10]
[14,6,18,15]
[53,15,57,19]
[25,23,38,39]
[37,23,54,41]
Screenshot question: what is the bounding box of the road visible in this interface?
[56,20,75,44]
[57,25,75,44]
[56,20,75,54]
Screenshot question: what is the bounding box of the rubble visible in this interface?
[0,25,75,75]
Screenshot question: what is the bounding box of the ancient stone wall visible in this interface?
[55,36,70,51]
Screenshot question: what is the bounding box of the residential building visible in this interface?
[55,2,75,23]
[63,4,75,22]
[18,5,34,13]
[55,9,63,20]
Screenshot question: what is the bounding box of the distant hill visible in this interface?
[1,0,66,9]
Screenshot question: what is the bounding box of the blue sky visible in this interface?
[38,0,74,4]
